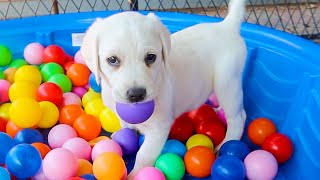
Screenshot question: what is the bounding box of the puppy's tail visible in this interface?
[222,0,247,33]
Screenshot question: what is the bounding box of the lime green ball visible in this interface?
[0,69,4,79]
[155,153,185,180]
[0,45,12,66]
[48,74,72,92]
[40,62,64,82]
[9,59,28,69]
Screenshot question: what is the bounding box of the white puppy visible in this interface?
[81,0,247,178]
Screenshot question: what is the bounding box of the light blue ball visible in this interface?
[161,139,187,158]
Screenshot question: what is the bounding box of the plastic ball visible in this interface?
[62,137,92,160]
[9,81,37,101]
[9,59,28,69]
[116,100,155,124]
[155,153,185,180]
[99,107,121,133]
[216,108,227,126]
[14,128,44,144]
[188,104,219,126]
[59,104,85,126]
[48,74,72,92]
[66,63,91,86]
[0,132,15,164]
[48,124,77,149]
[186,134,214,150]
[208,93,219,108]
[91,139,122,161]
[88,136,110,147]
[195,119,226,146]
[74,50,85,64]
[40,62,64,82]
[76,159,93,176]
[5,120,22,138]
[262,133,294,163]
[248,117,277,146]
[112,128,139,155]
[38,101,59,128]
[80,174,97,180]
[0,166,10,180]
[24,42,45,65]
[138,134,145,147]
[89,73,101,93]
[31,142,51,159]
[134,167,165,180]
[161,139,187,158]
[184,146,216,178]
[0,45,12,66]
[9,97,42,128]
[73,114,101,141]
[5,144,42,179]
[82,91,101,107]
[84,98,105,118]
[0,80,10,103]
[0,103,11,120]
[36,82,63,106]
[32,164,49,180]
[72,86,88,98]
[93,152,126,179]
[219,140,250,161]
[64,61,75,72]
[0,117,7,132]
[43,45,66,66]
[42,148,78,180]
[211,155,246,180]
[3,68,17,83]
[63,92,82,106]
[0,69,3,79]
[14,65,42,86]
[169,113,194,142]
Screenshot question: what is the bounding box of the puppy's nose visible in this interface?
[127,87,147,103]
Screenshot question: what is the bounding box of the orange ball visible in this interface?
[247,117,277,146]
[93,152,126,180]
[59,104,85,126]
[6,120,23,138]
[32,142,51,159]
[73,114,101,141]
[184,146,216,178]
[76,159,93,176]
[66,63,90,86]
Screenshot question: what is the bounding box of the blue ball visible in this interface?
[14,128,44,144]
[5,144,42,179]
[139,134,145,147]
[211,155,246,180]
[0,166,10,180]
[219,140,250,161]
[161,139,187,158]
[0,132,15,164]
[89,73,101,93]
[81,174,97,180]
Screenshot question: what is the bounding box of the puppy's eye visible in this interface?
[107,56,120,67]
[145,53,157,65]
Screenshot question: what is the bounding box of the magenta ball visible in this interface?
[62,137,92,160]
[74,50,85,65]
[48,124,77,149]
[209,93,219,108]
[0,80,10,103]
[72,86,87,98]
[244,150,278,180]
[116,100,155,124]
[91,139,122,161]
[216,108,227,126]
[42,148,78,180]
[134,167,165,180]
[63,92,82,106]
[23,42,45,65]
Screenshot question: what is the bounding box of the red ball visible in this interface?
[63,61,75,72]
[196,119,226,146]
[169,113,194,142]
[188,104,220,126]
[262,133,294,163]
[0,117,7,132]
[36,82,64,106]
[43,45,66,66]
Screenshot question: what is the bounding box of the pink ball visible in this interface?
[32,164,49,180]
[209,93,219,108]
[72,86,87,98]
[244,150,278,180]
[42,148,78,180]
[48,124,77,149]
[0,80,10,103]
[74,50,85,65]
[63,92,82,106]
[134,167,166,180]
[216,108,227,126]
[62,137,92,160]
[24,42,45,65]
[91,139,123,161]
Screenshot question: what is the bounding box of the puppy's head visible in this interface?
[81,12,171,104]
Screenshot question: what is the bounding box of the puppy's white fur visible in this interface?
[81,0,247,178]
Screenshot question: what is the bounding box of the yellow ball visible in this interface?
[4,68,17,84]
[99,107,121,133]
[9,97,42,128]
[14,65,42,86]
[186,134,214,150]
[37,101,59,128]
[84,98,105,118]
[9,81,37,102]
[82,91,101,107]
[0,103,11,120]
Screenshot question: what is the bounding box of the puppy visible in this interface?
[81,0,247,178]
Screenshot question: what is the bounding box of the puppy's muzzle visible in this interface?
[127,87,147,103]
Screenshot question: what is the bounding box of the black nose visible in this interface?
[127,87,147,103]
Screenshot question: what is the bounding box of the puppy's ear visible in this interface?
[81,18,103,84]
[147,13,171,65]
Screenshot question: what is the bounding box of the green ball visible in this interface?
[155,153,185,180]
[48,74,72,92]
[9,59,28,69]
[41,62,64,82]
[0,45,12,66]
[0,69,4,79]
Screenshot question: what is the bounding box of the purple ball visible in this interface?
[116,100,155,124]
[112,128,139,156]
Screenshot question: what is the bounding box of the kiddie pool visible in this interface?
[0,11,319,180]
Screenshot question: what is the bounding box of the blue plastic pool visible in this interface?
[0,11,319,180]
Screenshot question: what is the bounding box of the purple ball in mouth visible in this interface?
[116,100,155,124]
